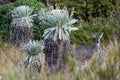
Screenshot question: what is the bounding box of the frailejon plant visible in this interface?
[39,7,78,41]
[39,6,78,70]
[21,40,44,73]
[11,5,37,46]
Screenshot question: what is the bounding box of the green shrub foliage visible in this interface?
[54,0,117,21]
[0,0,45,41]
[53,0,120,44]
[0,3,14,41]
[0,0,120,44]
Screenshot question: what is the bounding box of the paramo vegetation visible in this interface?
[0,0,120,80]
[0,0,119,44]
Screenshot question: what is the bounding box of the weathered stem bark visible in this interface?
[23,55,42,73]
[43,39,71,71]
[10,26,33,46]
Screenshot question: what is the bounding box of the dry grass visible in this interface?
[0,44,21,74]
[0,38,120,80]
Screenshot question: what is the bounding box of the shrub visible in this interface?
[53,0,120,44]
[0,0,120,45]
[0,3,14,41]
[70,17,118,44]
[54,0,118,21]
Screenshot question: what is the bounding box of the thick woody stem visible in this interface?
[43,39,71,71]
[23,55,41,73]
[10,26,33,46]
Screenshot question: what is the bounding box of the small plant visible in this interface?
[21,40,44,73]
[11,5,36,46]
[21,40,44,55]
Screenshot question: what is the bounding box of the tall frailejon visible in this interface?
[39,5,78,71]
[11,5,36,46]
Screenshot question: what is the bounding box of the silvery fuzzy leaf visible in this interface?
[21,40,44,55]
[67,19,78,25]
[43,31,52,40]
[62,25,68,29]
[59,28,62,40]
[63,28,69,37]
[39,8,78,41]
[12,5,36,27]
[29,56,33,63]
[62,30,67,41]
[43,27,55,37]
[61,30,65,41]
[63,29,69,41]
[70,27,78,31]
[42,28,51,37]
[53,27,58,41]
